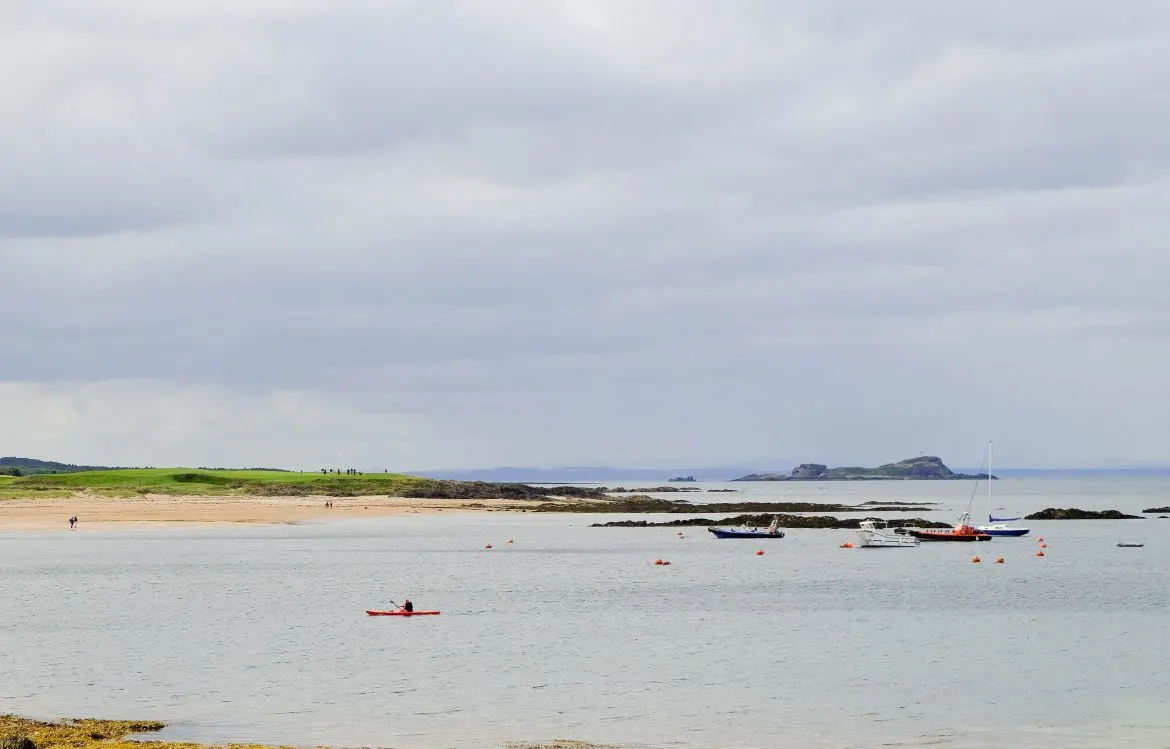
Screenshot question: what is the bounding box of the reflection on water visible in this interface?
[2,478,1168,748]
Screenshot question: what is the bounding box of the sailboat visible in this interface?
[975,441,1029,537]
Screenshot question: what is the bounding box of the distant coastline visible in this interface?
[411,464,1170,483]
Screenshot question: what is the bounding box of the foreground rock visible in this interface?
[592,514,951,530]
[1025,508,1144,520]
[532,497,933,514]
[735,455,994,481]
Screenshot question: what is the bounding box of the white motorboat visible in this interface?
[856,519,920,547]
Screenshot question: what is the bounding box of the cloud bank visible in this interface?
[3,1,1169,469]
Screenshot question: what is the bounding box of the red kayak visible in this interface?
[366,610,441,616]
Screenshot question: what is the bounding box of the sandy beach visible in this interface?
[0,492,530,531]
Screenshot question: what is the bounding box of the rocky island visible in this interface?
[733,455,994,481]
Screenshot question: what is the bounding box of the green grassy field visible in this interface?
[0,468,438,499]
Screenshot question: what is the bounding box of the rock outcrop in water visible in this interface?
[605,486,702,493]
[531,497,934,514]
[1025,508,1144,520]
[591,514,951,530]
[734,456,994,481]
[1142,506,1170,513]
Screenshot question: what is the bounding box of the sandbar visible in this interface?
[0,491,534,531]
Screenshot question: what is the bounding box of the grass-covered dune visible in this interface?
[0,468,605,501]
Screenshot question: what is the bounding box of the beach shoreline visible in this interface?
[0,491,538,531]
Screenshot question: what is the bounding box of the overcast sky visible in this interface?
[3,1,1169,471]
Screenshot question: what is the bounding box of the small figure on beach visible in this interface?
[68,515,77,529]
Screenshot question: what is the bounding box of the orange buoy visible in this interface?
[840,542,854,549]
[995,557,1004,564]
[971,556,981,563]
[1036,550,1045,557]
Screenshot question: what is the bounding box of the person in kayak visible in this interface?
[402,599,414,612]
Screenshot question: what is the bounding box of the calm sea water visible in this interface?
[2,478,1169,749]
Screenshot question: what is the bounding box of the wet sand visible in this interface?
[0,492,534,531]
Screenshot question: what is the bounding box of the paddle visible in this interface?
[386,599,399,610]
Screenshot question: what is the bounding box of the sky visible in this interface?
[2,1,1169,472]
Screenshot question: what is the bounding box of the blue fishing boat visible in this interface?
[974,442,1030,537]
[708,517,785,539]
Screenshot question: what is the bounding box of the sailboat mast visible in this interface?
[987,440,993,521]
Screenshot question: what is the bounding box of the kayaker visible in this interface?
[402,599,413,613]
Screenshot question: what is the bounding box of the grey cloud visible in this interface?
[2,1,1170,467]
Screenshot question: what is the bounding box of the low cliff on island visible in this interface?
[734,455,994,482]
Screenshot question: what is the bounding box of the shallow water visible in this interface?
[2,478,1168,748]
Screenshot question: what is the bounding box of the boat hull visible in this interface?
[366,610,441,616]
[904,530,992,542]
[977,527,1030,537]
[708,528,786,539]
[858,538,920,547]
[857,534,919,547]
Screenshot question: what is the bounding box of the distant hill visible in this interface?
[734,456,994,481]
[0,457,120,477]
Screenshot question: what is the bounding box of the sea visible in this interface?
[2,477,1168,749]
